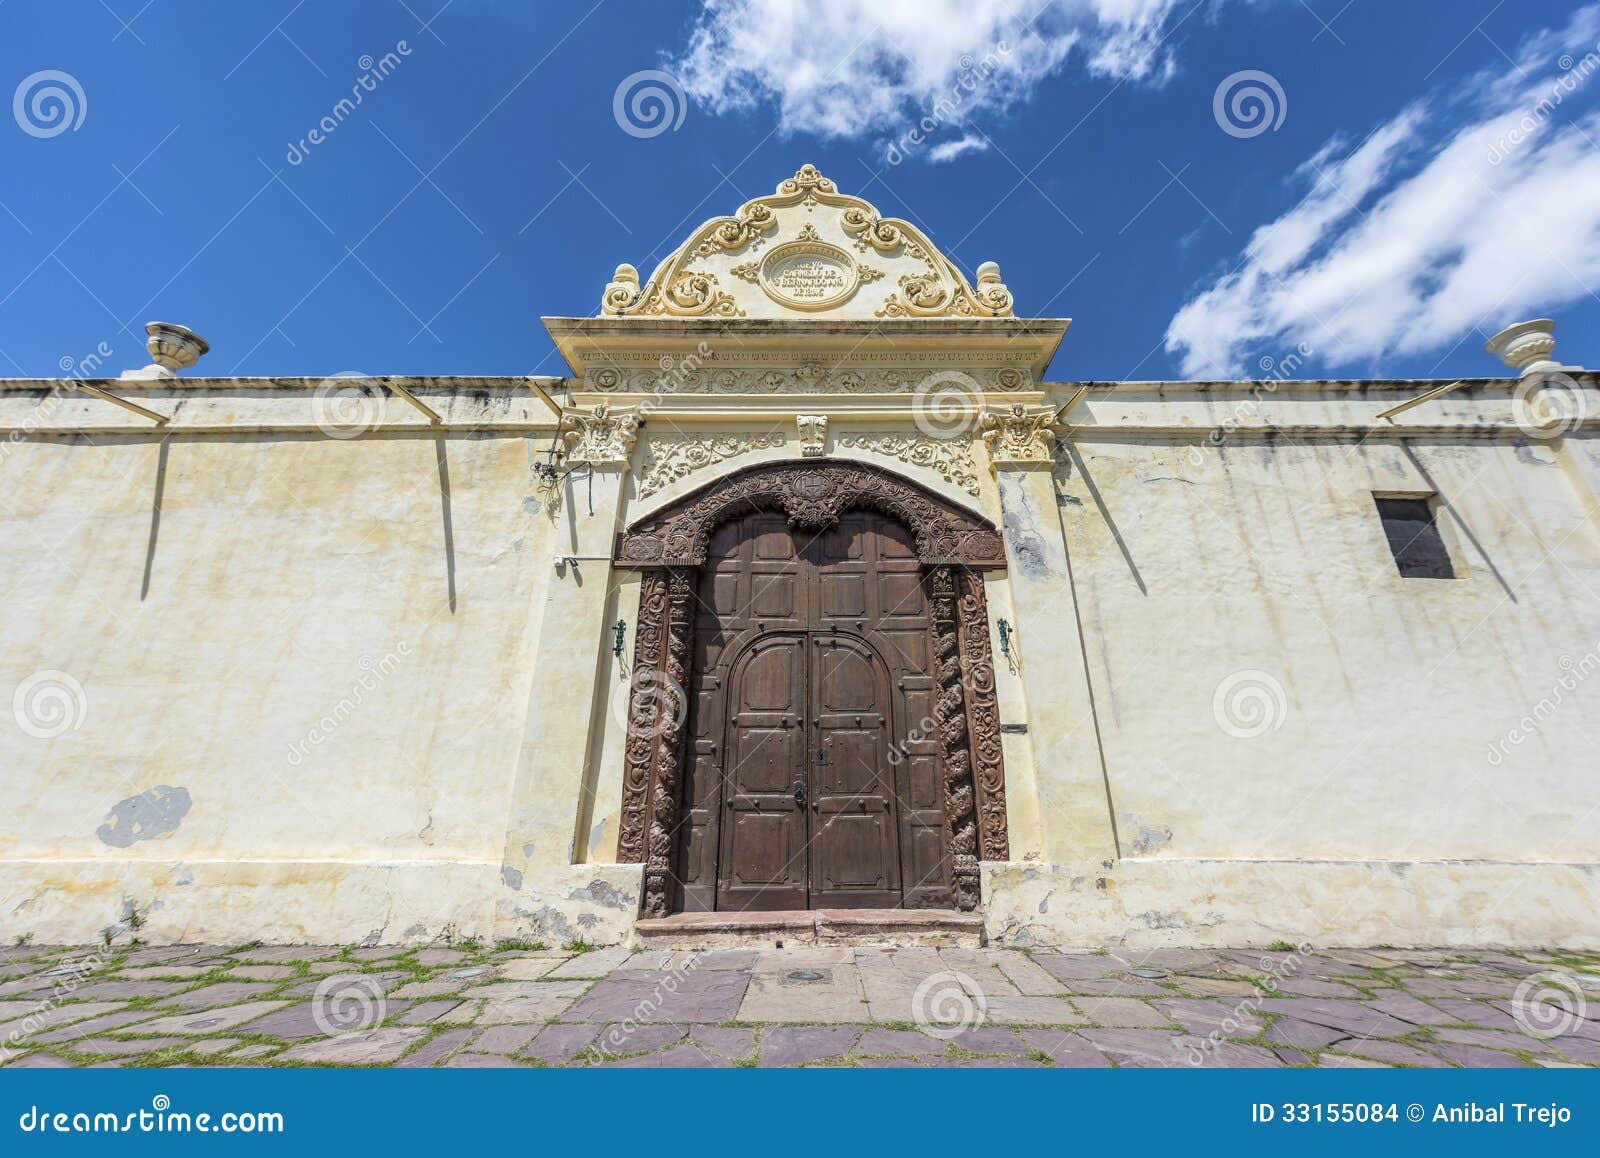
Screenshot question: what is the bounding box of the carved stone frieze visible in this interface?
[637,432,786,499]
[616,460,1006,569]
[980,403,1056,467]
[584,363,1032,395]
[837,431,980,496]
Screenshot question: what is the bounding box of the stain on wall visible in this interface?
[95,786,192,848]
[1129,822,1174,854]
[998,474,1051,579]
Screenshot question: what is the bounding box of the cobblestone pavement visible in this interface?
[1,941,1596,1068]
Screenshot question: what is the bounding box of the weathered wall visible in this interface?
[979,415,1600,949]
[4,370,1599,949]
[0,430,561,943]
[1053,433,1600,863]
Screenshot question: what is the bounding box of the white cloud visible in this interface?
[671,0,1192,140]
[927,134,990,162]
[1166,5,1600,378]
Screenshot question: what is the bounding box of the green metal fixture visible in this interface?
[996,618,1012,658]
[613,619,627,659]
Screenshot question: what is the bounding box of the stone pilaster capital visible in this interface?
[980,403,1055,469]
[561,403,643,467]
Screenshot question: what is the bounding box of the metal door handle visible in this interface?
[790,780,806,807]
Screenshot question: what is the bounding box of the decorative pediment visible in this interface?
[600,164,1014,321]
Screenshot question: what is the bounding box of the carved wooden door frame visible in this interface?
[614,461,1010,917]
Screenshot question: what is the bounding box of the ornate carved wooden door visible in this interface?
[681,509,953,912]
[620,460,1011,918]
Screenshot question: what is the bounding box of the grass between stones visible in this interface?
[2,942,1596,1069]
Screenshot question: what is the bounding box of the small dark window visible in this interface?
[1374,496,1455,579]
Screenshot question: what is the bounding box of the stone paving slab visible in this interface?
[0,941,1595,1069]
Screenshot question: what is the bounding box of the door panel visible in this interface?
[810,635,900,907]
[716,635,808,911]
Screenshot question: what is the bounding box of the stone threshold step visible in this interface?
[634,909,985,949]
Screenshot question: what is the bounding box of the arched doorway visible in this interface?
[615,461,1010,918]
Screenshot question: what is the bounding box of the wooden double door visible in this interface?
[674,511,953,912]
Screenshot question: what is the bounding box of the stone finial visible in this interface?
[601,263,642,314]
[1485,319,1563,376]
[121,321,209,380]
[974,261,1011,314]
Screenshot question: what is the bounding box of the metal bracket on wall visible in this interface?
[71,382,169,425]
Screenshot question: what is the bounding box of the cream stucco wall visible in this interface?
[0,421,611,944]
[1059,433,1600,863]
[3,369,1599,949]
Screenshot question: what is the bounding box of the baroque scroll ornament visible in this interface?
[837,431,980,496]
[637,432,786,499]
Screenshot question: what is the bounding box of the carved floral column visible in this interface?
[618,567,697,918]
[954,568,1010,863]
[922,567,977,910]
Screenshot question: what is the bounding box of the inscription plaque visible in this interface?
[758,240,860,311]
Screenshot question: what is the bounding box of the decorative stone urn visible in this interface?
[1485,319,1559,377]
[121,321,210,379]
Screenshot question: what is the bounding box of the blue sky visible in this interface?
[4,0,1599,382]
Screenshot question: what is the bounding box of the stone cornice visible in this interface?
[541,315,1071,382]
[0,374,566,393]
[3,373,1596,437]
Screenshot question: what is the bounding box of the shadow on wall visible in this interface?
[1061,442,1145,594]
